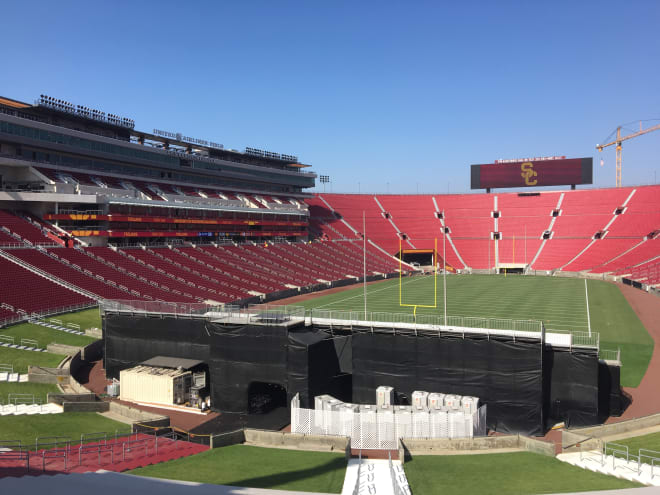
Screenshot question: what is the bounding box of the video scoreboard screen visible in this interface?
[470,157,593,190]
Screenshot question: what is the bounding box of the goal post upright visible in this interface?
[399,237,438,312]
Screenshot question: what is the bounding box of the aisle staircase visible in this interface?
[342,454,411,495]
[0,433,208,479]
[558,449,660,486]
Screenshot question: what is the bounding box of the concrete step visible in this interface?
[557,452,660,487]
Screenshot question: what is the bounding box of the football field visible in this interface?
[296,274,653,387]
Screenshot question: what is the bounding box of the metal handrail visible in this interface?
[41,448,67,472]
[639,449,660,479]
[122,438,149,461]
[78,443,114,467]
[351,450,362,495]
[36,436,71,452]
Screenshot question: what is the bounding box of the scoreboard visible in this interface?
[471,157,593,190]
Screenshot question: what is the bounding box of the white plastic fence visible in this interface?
[291,402,486,449]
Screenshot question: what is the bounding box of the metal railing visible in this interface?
[101,300,306,323]
[0,301,98,329]
[388,451,408,495]
[8,394,43,406]
[599,347,621,362]
[0,429,184,473]
[20,338,39,348]
[639,449,660,479]
[601,442,660,478]
[351,450,362,495]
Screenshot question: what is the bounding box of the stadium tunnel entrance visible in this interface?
[497,263,526,275]
[398,249,436,267]
[248,381,288,414]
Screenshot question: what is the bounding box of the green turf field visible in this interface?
[46,307,101,330]
[0,382,59,403]
[0,347,65,374]
[0,322,96,349]
[611,431,660,455]
[130,444,346,493]
[0,412,127,448]
[403,451,641,494]
[297,274,653,387]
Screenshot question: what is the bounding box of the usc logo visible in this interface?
[521,162,538,186]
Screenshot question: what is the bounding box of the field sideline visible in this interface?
[296,274,653,387]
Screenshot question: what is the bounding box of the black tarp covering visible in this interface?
[104,314,210,378]
[544,348,599,427]
[598,361,627,419]
[351,331,545,436]
[104,314,350,415]
[287,328,351,407]
[206,321,289,413]
[104,314,292,413]
[104,313,618,435]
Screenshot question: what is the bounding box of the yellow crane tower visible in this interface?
[596,121,660,187]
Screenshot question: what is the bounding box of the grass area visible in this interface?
[611,431,660,456]
[130,444,346,493]
[0,412,127,448]
[0,322,96,349]
[46,307,101,331]
[296,274,653,387]
[404,452,641,495]
[0,346,65,374]
[0,382,59,405]
[587,279,654,387]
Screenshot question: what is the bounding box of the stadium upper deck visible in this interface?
[0,94,315,245]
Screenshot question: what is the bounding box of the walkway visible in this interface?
[341,456,410,495]
[558,450,660,487]
[0,433,207,479]
[0,470,330,495]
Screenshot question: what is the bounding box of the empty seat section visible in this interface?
[8,249,130,300]
[591,238,660,274]
[532,239,592,271]
[318,194,400,252]
[129,248,248,300]
[47,248,187,302]
[0,256,92,314]
[0,230,20,246]
[183,247,282,295]
[376,195,439,249]
[606,186,660,237]
[562,238,642,272]
[87,247,220,302]
[0,211,52,244]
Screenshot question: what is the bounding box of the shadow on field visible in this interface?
[228,456,346,490]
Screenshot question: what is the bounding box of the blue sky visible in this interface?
[3,1,659,194]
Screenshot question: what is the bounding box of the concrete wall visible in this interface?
[401,435,555,457]
[562,430,603,453]
[48,393,95,405]
[108,402,169,429]
[244,429,349,454]
[28,365,70,384]
[210,429,246,449]
[518,435,556,457]
[565,413,660,440]
[47,343,82,356]
[62,401,110,413]
[401,435,520,454]
[85,328,103,339]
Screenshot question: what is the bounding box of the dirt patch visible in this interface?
[611,284,660,420]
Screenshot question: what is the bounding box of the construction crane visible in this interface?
[596,121,660,187]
